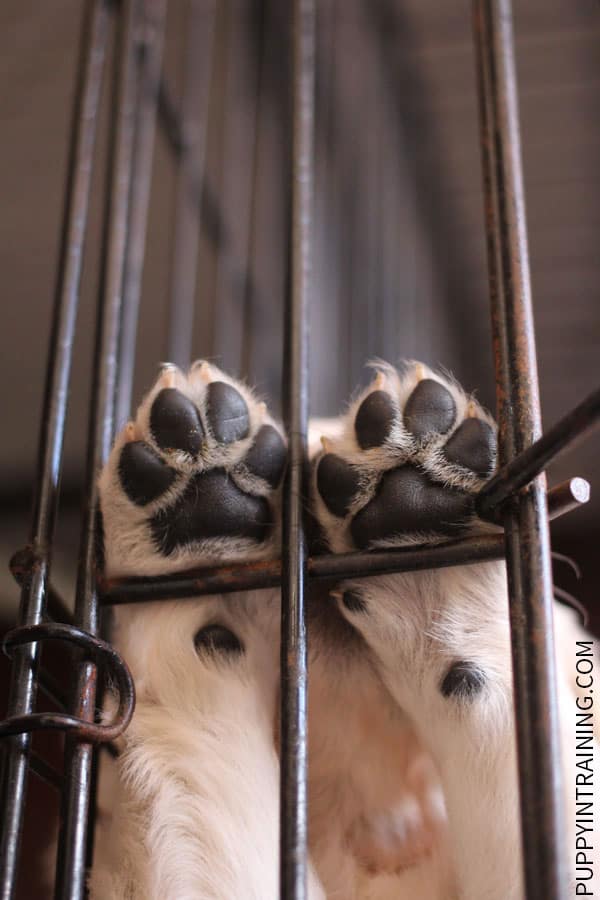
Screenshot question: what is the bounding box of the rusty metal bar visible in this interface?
[473,2,568,899]
[97,475,588,605]
[0,3,110,897]
[0,624,134,744]
[8,478,590,612]
[115,0,168,428]
[477,386,600,519]
[280,2,315,897]
[54,1,140,896]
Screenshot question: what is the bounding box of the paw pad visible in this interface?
[443,418,495,478]
[119,441,177,506]
[101,365,286,574]
[317,454,361,518]
[403,379,456,441]
[150,388,204,456]
[151,470,271,555]
[244,425,287,487]
[206,382,250,444]
[314,364,497,550]
[355,390,397,449]
[351,467,473,549]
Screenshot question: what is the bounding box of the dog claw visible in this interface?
[191,360,212,384]
[320,436,333,453]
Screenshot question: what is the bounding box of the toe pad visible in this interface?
[355,390,397,449]
[403,379,456,441]
[244,425,287,487]
[119,441,177,505]
[150,388,204,456]
[444,418,496,477]
[206,382,250,444]
[317,454,361,518]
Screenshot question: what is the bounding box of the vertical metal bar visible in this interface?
[472,3,568,899]
[54,2,139,896]
[166,0,216,368]
[280,1,314,898]
[0,4,110,897]
[115,0,168,428]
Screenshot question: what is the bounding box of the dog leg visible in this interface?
[93,361,323,899]
[312,361,526,900]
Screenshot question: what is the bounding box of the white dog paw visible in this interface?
[99,361,287,577]
[312,361,497,553]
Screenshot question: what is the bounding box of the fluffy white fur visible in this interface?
[92,360,598,900]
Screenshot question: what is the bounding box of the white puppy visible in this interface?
[92,360,598,899]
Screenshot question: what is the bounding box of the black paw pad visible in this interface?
[444,418,496,477]
[440,661,486,700]
[119,441,177,506]
[206,382,250,444]
[355,390,396,449]
[244,425,287,487]
[150,388,204,456]
[340,590,367,613]
[350,465,473,549]
[151,469,271,555]
[317,454,361,518]
[403,379,456,441]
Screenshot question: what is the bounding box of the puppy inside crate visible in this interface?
[90,357,598,900]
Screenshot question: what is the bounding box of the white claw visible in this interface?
[125,422,136,442]
[467,401,477,418]
[158,364,177,388]
[415,363,426,382]
[320,436,333,453]
[374,371,387,390]
[193,361,212,384]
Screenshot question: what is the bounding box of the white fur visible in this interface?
[92,360,598,900]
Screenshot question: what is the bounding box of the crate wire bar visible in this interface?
[473,2,568,896]
[0,2,112,898]
[279,1,315,897]
[1,1,599,899]
[54,0,142,894]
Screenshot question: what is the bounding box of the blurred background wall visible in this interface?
[1,0,598,621]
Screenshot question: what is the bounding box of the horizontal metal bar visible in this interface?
[477,387,600,518]
[10,477,587,615]
[96,476,589,605]
[547,477,590,521]
[100,534,505,604]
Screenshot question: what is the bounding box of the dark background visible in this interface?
[0,1,598,894]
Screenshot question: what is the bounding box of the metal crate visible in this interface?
[1,1,599,898]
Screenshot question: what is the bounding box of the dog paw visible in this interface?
[312,362,497,553]
[99,362,287,576]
